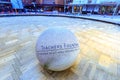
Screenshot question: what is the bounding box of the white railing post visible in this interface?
[112,1,120,16]
[64,0,66,13]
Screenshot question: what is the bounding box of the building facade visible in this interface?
[0,0,12,13]
[41,0,64,12]
[0,0,24,13]
[23,0,42,12]
[97,0,120,15]
[23,0,64,12]
[70,0,120,15]
[22,0,42,5]
[0,0,120,14]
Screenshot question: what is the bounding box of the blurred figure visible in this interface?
[118,9,120,15]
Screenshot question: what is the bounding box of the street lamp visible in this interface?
[64,0,66,13]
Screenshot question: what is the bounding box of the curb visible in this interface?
[0,13,120,26]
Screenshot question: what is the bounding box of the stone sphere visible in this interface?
[36,28,80,71]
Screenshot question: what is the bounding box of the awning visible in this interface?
[85,4,101,6]
[24,4,64,7]
[68,3,84,6]
[100,3,116,6]
[0,1,11,4]
[41,4,63,7]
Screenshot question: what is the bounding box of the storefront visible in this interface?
[41,0,64,12]
[0,1,12,13]
[72,5,82,13]
[81,4,100,14]
[93,5,100,14]
[24,4,64,12]
[86,5,94,13]
[42,4,64,12]
[100,2,117,15]
[81,5,86,14]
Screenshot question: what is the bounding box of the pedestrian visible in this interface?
[118,10,120,15]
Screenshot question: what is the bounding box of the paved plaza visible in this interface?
[0,15,120,80]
